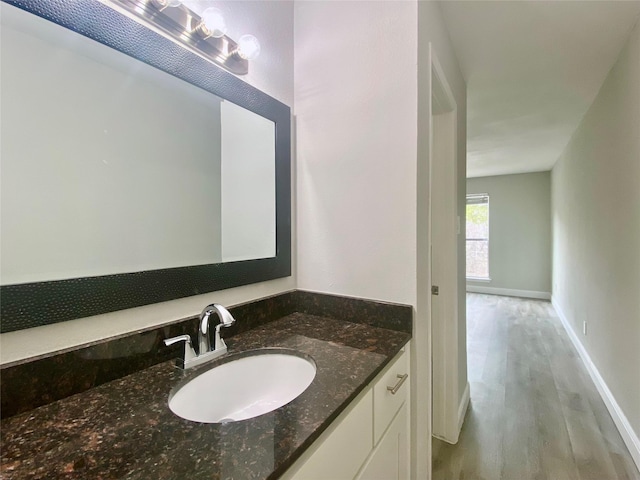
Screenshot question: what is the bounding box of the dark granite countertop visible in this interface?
[1,312,410,479]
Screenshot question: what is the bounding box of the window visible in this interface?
[466,194,489,279]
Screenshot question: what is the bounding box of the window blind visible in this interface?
[466,193,489,205]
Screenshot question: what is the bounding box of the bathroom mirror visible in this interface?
[0,0,291,333]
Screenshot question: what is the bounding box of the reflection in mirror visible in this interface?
[1,5,275,286]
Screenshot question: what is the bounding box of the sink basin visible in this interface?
[168,350,317,423]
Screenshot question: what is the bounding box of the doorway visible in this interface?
[429,49,468,446]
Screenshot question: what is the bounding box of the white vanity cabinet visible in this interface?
[355,403,409,480]
[281,344,411,480]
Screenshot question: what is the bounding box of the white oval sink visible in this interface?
[168,351,316,423]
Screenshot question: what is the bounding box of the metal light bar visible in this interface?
[110,0,249,75]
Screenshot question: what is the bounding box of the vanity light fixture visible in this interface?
[110,0,260,75]
[150,0,181,10]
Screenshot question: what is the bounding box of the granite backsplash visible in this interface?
[1,290,412,418]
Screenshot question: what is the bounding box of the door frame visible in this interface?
[429,49,467,445]
[413,43,467,480]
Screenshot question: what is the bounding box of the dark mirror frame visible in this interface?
[0,0,291,333]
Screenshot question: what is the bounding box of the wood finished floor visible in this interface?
[433,293,640,480]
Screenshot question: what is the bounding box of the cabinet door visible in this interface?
[285,390,373,480]
[356,403,409,480]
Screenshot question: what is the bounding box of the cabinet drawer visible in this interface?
[373,347,409,444]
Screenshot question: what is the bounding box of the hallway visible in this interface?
[433,294,640,480]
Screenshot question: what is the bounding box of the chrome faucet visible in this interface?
[198,303,236,356]
[164,303,236,369]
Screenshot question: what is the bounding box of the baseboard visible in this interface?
[552,298,640,471]
[457,382,470,435]
[432,382,470,445]
[466,285,551,300]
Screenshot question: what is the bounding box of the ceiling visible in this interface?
[439,0,640,178]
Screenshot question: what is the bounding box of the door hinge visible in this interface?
[431,285,439,295]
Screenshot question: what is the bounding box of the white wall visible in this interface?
[0,0,295,365]
[552,19,640,448]
[183,0,294,108]
[467,172,551,296]
[295,2,467,476]
[294,1,418,305]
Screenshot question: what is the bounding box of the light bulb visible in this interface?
[200,8,227,38]
[236,34,260,60]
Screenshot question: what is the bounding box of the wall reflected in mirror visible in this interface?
[0,5,276,287]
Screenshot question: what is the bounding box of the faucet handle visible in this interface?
[164,334,197,365]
